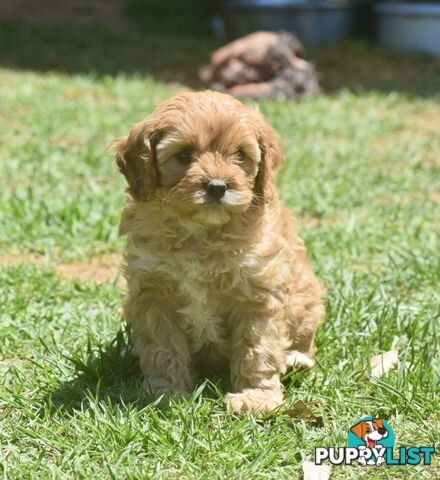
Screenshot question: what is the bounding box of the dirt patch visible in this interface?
[0,253,123,284]
[375,191,440,206]
[296,216,321,230]
[296,211,343,231]
[56,261,120,284]
[411,112,440,135]
[0,253,46,266]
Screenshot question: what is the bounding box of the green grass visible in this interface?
[1,15,439,479]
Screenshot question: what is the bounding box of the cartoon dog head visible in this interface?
[350,418,388,448]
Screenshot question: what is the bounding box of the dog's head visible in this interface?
[114,91,282,226]
[350,419,388,448]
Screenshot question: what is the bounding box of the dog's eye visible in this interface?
[235,148,247,161]
[177,149,193,166]
[366,428,371,433]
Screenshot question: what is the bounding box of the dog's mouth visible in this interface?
[185,188,251,224]
[367,437,376,448]
[190,204,232,227]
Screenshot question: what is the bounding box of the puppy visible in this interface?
[115,91,325,413]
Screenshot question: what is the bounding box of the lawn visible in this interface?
[0,12,439,480]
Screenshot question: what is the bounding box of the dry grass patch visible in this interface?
[0,253,122,283]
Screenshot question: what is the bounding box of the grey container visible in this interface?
[376,3,440,57]
[219,0,372,46]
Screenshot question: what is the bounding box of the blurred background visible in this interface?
[0,0,439,94]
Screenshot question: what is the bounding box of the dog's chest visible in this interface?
[175,253,242,353]
[177,274,225,353]
[134,251,240,353]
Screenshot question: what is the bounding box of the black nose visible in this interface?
[206,180,227,201]
[378,428,387,435]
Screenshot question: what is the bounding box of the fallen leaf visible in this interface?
[285,400,323,427]
[370,350,399,378]
[302,461,331,480]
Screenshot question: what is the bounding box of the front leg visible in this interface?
[225,314,289,414]
[125,289,194,399]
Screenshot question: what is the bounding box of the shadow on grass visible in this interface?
[0,19,220,89]
[43,326,318,419]
[313,42,440,98]
[44,328,145,412]
[0,0,222,87]
[0,4,439,97]
[43,327,226,413]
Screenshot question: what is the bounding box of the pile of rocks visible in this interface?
[200,31,319,100]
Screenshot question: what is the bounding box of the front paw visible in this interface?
[225,388,283,414]
[143,376,190,401]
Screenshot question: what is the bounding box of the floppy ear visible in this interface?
[254,122,283,205]
[373,419,384,429]
[114,121,160,201]
[350,422,365,439]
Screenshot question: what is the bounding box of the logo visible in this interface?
[315,417,435,467]
[348,417,394,465]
